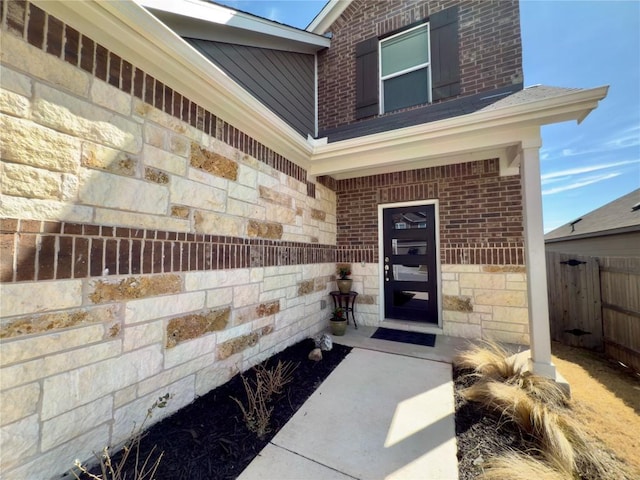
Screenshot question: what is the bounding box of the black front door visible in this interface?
[382,204,438,323]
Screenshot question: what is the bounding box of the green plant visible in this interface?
[337,265,351,280]
[71,393,171,480]
[231,360,298,439]
[331,307,345,321]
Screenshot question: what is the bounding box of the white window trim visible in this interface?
[379,23,432,114]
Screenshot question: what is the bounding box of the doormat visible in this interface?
[371,327,436,347]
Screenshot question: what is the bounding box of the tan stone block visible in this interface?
[506,273,527,282]
[442,280,460,296]
[140,351,214,395]
[298,280,314,295]
[114,384,137,409]
[482,265,526,273]
[144,144,187,175]
[263,273,297,291]
[265,205,296,224]
[171,176,226,211]
[232,284,260,308]
[4,425,109,480]
[0,64,32,96]
[166,307,231,348]
[123,322,164,351]
[41,396,112,452]
[194,211,245,236]
[0,305,118,342]
[442,264,481,273]
[0,89,30,117]
[112,377,194,446]
[0,383,39,426]
[492,306,529,324]
[188,165,229,190]
[190,143,238,180]
[0,280,82,317]
[474,289,527,307]
[90,80,131,115]
[237,163,257,187]
[257,301,280,317]
[228,182,257,203]
[0,414,38,470]
[94,208,189,232]
[2,162,62,200]
[1,31,89,96]
[459,273,506,290]
[443,322,481,339]
[195,357,240,396]
[206,287,233,308]
[258,185,292,207]
[506,281,527,291]
[226,198,266,220]
[443,295,473,312]
[217,332,260,360]
[482,321,528,334]
[171,205,190,218]
[134,99,189,135]
[81,142,136,176]
[247,219,283,239]
[185,269,251,291]
[42,345,162,419]
[145,123,166,148]
[1,340,121,390]
[443,310,470,322]
[79,169,168,214]
[144,166,169,184]
[90,275,182,304]
[483,329,529,346]
[310,208,327,221]
[125,292,203,326]
[169,134,189,157]
[1,114,80,172]
[33,83,142,153]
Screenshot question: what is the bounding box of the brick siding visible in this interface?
[335,159,525,264]
[317,0,523,132]
[0,219,335,283]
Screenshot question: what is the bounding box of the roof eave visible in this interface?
[308,85,609,179]
[545,225,640,243]
[307,0,353,34]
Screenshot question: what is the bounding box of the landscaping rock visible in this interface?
[308,348,322,362]
[313,333,333,351]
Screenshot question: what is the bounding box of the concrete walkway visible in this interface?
[239,331,463,480]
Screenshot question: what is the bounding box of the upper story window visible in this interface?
[379,24,431,113]
[354,6,460,121]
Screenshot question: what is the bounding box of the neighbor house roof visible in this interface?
[545,188,640,242]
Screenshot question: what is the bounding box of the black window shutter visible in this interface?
[430,6,460,101]
[355,37,379,119]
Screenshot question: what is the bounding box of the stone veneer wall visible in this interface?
[0,2,336,478]
[332,160,530,344]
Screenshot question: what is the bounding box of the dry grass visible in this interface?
[231,360,298,439]
[480,452,567,480]
[457,342,634,480]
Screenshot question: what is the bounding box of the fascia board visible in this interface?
[140,0,330,53]
[34,0,313,169]
[310,85,609,170]
[307,0,353,34]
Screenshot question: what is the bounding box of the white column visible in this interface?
[521,138,556,379]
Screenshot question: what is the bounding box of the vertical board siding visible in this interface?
[546,252,640,372]
[187,39,315,137]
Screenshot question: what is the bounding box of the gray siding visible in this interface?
[545,232,640,258]
[187,38,315,137]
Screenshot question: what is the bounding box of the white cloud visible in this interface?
[542,172,621,195]
[267,7,281,22]
[541,159,639,181]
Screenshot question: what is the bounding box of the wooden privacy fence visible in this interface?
[546,252,640,372]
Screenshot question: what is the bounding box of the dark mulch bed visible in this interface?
[454,367,536,480]
[79,339,352,480]
[75,340,538,480]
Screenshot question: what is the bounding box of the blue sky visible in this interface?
[217,0,640,233]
